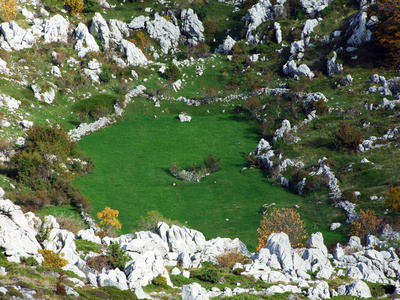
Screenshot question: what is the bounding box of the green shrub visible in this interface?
[107,242,131,271]
[20,256,39,266]
[192,268,220,283]
[99,69,112,83]
[152,274,167,286]
[165,63,182,81]
[313,99,329,115]
[82,0,100,13]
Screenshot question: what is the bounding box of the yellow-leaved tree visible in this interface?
[386,186,400,211]
[349,209,382,241]
[0,0,17,22]
[97,207,122,236]
[63,0,84,16]
[256,207,307,250]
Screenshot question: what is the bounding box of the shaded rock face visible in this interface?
[0,22,36,51]
[74,23,100,57]
[181,9,205,46]
[43,14,69,44]
[90,12,111,50]
[120,39,148,66]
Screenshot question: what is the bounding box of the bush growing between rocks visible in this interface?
[86,255,111,272]
[133,210,182,233]
[170,154,221,182]
[107,242,131,271]
[152,274,167,286]
[38,249,68,269]
[216,249,251,268]
[256,207,307,250]
[20,256,39,267]
[72,94,116,122]
[82,0,101,13]
[342,189,359,204]
[313,99,329,115]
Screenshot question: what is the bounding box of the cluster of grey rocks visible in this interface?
[1,186,400,299]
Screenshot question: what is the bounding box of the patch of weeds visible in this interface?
[75,239,103,254]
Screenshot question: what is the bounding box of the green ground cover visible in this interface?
[74,98,346,250]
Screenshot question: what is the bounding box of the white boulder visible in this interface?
[74,23,100,57]
[43,15,69,44]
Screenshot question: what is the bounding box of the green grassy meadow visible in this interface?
[74,98,346,250]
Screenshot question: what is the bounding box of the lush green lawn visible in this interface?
[74,98,346,250]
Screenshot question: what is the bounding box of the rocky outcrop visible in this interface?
[120,39,148,66]
[181,9,205,46]
[0,22,36,51]
[43,15,69,44]
[283,60,315,79]
[74,23,100,57]
[346,12,372,47]
[146,13,180,54]
[244,0,276,43]
[216,35,236,54]
[300,0,329,17]
[90,12,111,50]
[327,51,343,76]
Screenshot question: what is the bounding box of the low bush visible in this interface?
[38,249,68,269]
[386,186,400,211]
[55,213,86,234]
[86,255,111,272]
[63,0,83,16]
[192,268,220,283]
[99,69,112,83]
[20,256,39,267]
[313,99,329,115]
[82,0,100,13]
[334,121,362,152]
[152,274,167,286]
[72,94,116,121]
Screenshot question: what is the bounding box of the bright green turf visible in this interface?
[74,98,345,250]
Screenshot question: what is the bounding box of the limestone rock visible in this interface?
[182,283,209,300]
[74,23,100,57]
[128,16,150,30]
[109,19,129,41]
[43,15,69,44]
[266,232,293,271]
[146,14,180,54]
[341,280,372,298]
[76,229,101,244]
[0,57,9,74]
[123,231,169,255]
[283,60,314,79]
[31,83,56,104]
[327,51,343,76]
[301,0,329,16]
[0,200,42,263]
[252,138,271,155]
[158,223,206,253]
[98,269,128,290]
[0,94,20,111]
[181,9,205,46]
[307,280,330,300]
[274,120,291,140]
[346,12,372,47]
[125,251,172,287]
[90,13,111,50]
[301,19,319,39]
[274,22,282,44]
[178,113,192,122]
[244,0,275,43]
[0,22,36,51]
[120,39,148,66]
[216,35,236,54]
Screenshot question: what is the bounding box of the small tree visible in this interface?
[165,63,182,81]
[107,242,131,271]
[386,186,400,211]
[97,207,122,236]
[334,121,362,152]
[256,207,307,250]
[0,0,17,22]
[243,97,263,119]
[349,209,382,241]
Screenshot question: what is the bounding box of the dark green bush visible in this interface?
[107,242,131,271]
[192,268,220,283]
[20,256,39,266]
[152,274,167,286]
[342,189,359,204]
[313,99,329,115]
[165,63,182,81]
